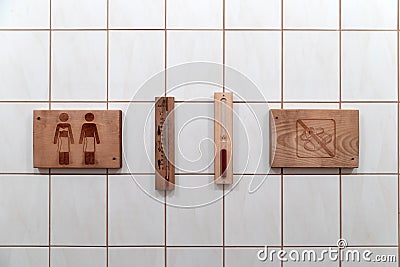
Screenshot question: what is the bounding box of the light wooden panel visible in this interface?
[34,110,122,168]
[155,97,175,190]
[270,109,359,168]
[214,92,233,184]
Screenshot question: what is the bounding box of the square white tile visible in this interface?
[167,31,222,101]
[167,248,222,267]
[282,248,340,266]
[51,31,107,101]
[284,0,339,29]
[341,247,398,266]
[0,248,48,267]
[341,103,398,174]
[109,0,165,29]
[225,248,280,267]
[225,0,281,29]
[0,0,49,29]
[174,103,214,174]
[0,31,49,100]
[108,175,164,245]
[51,175,106,245]
[233,103,273,174]
[108,31,164,101]
[342,0,397,29]
[108,103,154,174]
[284,31,339,102]
[342,31,397,101]
[225,175,281,246]
[167,0,222,29]
[225,31,281,102]
[52,0,107,29]
[342,175,398,245]
[109,248,164,267]
[51,248,106,267]
[0,175,48,245]
[284,175,339,246]
[166,175,223,245]
[0,103,48,173]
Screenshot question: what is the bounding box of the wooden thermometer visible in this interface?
[155,97,175,190]
[214,92,233,184]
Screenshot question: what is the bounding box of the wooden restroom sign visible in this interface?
[270,109,359,168]
[33,110,122,168]
[155,97,175,190]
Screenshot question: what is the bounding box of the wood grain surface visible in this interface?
[214,92,233,184]
[34,110,122,168]
[155,97,175,190]
[270,109,359,168]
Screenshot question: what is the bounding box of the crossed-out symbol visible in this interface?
[297,119,334,157]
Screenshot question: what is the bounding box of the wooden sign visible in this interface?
[33,110,122,168]
[214,92,233,184]
[270,109,359,168]
[155,97,175,190]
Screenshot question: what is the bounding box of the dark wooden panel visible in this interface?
[34,110,122,168]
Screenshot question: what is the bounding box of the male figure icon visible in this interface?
[79,112,100,165]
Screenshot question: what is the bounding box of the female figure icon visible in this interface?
[53,113,74,165]
[79,112,100,165]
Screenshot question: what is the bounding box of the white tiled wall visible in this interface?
[0,0,398,267]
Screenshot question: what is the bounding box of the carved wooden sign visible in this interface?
[155,97,175,190]
[33,110,122,168]
[270,109,359,168]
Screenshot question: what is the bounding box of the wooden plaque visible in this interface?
[34,110,122,168]
[214,92,233,184]
[155,97,175,190]
[270,109,359,168]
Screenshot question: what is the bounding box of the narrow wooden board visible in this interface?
[34,110,122,168]
[214,92,233,184]
[155,97,175,190]
[270,109,359,168]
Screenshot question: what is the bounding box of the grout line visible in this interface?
[106,1,110,261]
[106,170,109,267]
[0,244,398,249]
[339,2,343,267]
[222,185,225,267]
[164,0,167,98]
[1,172,398,176]
[164,1,168,266]
[222,0,226,266]
[2,100,400,104]
[164,190,167,267]
[222,0,226,94]
[281,0,284,264]
[48,171,51,267]
[397,0,400,262]
[48,1,52,266]
[281,171,284,262]
[106,0,109,110]
[1,28,399,32]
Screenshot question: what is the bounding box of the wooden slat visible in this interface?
[270,109,359,168]
[155,97,175,190]
[214,92,233,184]
[33,110,122,168]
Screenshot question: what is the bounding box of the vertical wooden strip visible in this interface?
[155,97,175,190]
[214,92,233,184]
